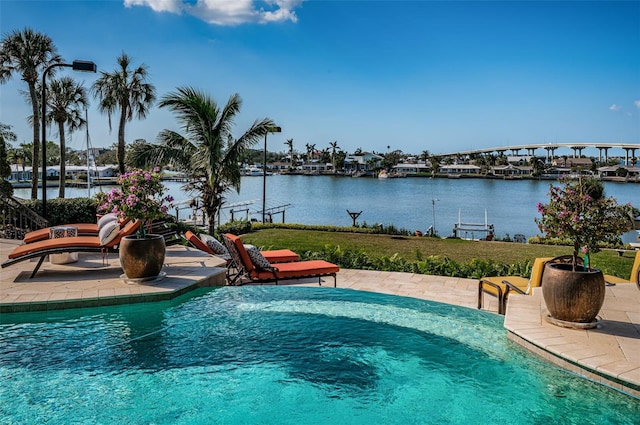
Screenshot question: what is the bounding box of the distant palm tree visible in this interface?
[0,28,61,199]
[45,76,89,197]
[92,52,155,175]
[329,140,340,171]
[127,87,275,233]
[284,138,294,169]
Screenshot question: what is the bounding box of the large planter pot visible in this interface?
[541,262,605,327]
[119,234,166,280]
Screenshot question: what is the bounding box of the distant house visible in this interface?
[301,162,334,174]
[392,163,431,175]
[344,152,383,173]
[552,157,593,169]
[439,164,481,175]
[491,164,533,177]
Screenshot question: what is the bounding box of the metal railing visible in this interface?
[0,195,48,240]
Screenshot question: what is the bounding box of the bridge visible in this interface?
[437,142,639,165]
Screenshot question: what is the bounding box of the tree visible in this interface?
[127,87,275,233]
[305,143,316,162]
[45,76,89,197]
[92,52,156,175]
[329,140,340,171]
[0,123,17,198]
[284,138,294,169]
[0,28,61,199]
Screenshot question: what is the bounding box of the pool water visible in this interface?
[1,287,638,424]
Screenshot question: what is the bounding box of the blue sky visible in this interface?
[1,0,639,157]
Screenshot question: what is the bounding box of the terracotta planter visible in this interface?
[119,234,166,279]
[541,262,605,325]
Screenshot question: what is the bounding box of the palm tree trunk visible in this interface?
[58,121,66,198]
[29,83,40,200]
[117,106,127,175]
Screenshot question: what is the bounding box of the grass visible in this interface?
[240,228,637,279]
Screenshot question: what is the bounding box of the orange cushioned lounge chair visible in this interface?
[222,233,339,287]
[1,220,141,278]
[478,255,576,315]
[184,230,299,263]
[22,216,130,244]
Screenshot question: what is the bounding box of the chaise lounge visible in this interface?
[222,233,340,287]
[1,220,141,278]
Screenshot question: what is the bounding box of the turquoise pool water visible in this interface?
[1,287,638,424]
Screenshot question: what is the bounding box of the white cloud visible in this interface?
[124,0,304,25]
[124,0,183,13]
[609,104,622,111]
[635,100,640,109]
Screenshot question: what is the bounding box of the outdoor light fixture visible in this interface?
[41,60,97,220]
[262,126,282,223]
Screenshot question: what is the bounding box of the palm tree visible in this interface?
[45,76,89,197]
[284,138,294,170]
[305,143,316,162]
[329,140,340,171]
[92,52,155,175]
[0,28,61,199]
[127,86,275,233]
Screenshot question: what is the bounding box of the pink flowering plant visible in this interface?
[97,168,174,237]
[535,176,633,271]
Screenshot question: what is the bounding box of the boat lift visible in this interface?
[452,209,495,240]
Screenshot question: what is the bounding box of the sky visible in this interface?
[1,0,639,157]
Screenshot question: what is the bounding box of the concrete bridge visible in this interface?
[438,142,639,165]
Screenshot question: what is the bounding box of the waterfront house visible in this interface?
[392,163,431,175]
[439,164,481,175]
[491,164,533,177]
[344,152,383,173]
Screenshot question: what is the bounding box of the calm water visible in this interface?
[1,287,638,424]
[14,176,639,241]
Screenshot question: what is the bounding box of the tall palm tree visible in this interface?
[329,140,340,171]
[45,76,89,197]
[92,52,155,175]
[0,28,61,199]
[284,138,294,169]
[128,87,275,233]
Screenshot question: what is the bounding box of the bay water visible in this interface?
[13,175,639,242]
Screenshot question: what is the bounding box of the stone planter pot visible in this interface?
[119,234,166,280]
[541,262,605,327]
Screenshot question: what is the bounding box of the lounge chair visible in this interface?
[222,233,339,287]
[478,255,575,315]
[22,214,130,244]
[184,230,299,263]
[1,220,141,278]
[603,250,640,287]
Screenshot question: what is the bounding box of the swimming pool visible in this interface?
[1,286,638,424]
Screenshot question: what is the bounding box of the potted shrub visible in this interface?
[97,168,174,280]
[535,176,634,327]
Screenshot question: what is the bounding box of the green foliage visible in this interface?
[23,197,98,226]
[218,219,253,236]
[252,221,412,235]
[278,245,535,279]
[536,176,634,267]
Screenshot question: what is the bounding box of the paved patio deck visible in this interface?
[1,238,638,398]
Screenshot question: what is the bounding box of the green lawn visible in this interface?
[240,228,636,279]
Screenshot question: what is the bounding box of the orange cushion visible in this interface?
[9,236,102,259]
[251,260,339,280]
[23,223,99,244]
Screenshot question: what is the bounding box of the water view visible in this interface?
[13,176,639,243]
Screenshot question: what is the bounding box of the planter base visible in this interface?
[544,314,599,330]
[120,271,167,285]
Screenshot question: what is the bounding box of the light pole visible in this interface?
[41,60,97,219]
[262,126,281,223]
